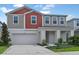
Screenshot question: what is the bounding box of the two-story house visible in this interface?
[67,18,79,35]
[6,6,74,45]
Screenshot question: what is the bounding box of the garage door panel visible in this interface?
[11,33,39,45]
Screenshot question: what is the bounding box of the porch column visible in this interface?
[40,30,46,44]
[70,30,74,36]
[56,30,60,43]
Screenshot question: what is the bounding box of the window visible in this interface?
[31,16,37,24]
[77,21,79,26]
[60,17,65,24]
[44,16,50,24]
[52,17,57,24]
[13,15,19,24]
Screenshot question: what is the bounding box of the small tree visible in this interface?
[1,22,11,45]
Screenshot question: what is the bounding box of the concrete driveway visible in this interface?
[3,45,57,55]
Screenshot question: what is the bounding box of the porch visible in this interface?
[39,26,74,44]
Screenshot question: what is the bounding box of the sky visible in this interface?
[0,4,79,23]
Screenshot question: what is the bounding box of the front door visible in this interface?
[47,31,55,44]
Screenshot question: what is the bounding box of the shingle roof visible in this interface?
[67,18,79,22]
[43,14,67,17]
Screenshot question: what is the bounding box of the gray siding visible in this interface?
[7,14,24,29]
[43,15,67,26]
[67,20,74,28]
[74,20,79,30]
[67,20,79,30]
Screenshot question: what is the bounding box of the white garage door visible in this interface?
[11,33,39,45]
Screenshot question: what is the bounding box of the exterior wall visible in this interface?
[43,15,67,26]
[67,20,74,28]
[67,19,79,30]
[7,14,24,29]
[25,12,42,29]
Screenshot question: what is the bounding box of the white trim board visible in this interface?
[8,28,38,30]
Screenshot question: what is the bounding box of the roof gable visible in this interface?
[6,6,32,14]
[12,7,31,14]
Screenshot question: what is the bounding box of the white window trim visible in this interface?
[59,17,65,25]
[44,16,50,25]
[52,16,58,25]
[13,15,19,24]
[31,15,37,25]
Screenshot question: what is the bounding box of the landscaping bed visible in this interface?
[47,45,79,52]
[46,36,79,52]
[0,46,9,54]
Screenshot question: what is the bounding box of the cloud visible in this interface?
[42,4,55,10]
[13,4,24,7]
[0,17,6,23]
[34,4,55,14]
[40,11,51,14]
[34,5,43,8]
[0,7,13,13]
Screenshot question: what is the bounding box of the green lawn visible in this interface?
[0,46,8,54]
[47,46,79,52]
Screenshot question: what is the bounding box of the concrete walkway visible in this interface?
[3,45,57,55]
[57,51,79,55]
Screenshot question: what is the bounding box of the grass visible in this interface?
[0,46,9,54]
[47,46,79,52]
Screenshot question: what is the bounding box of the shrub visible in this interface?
[37,40,47,46]
[58,38,63,44]
[54,38,63,48]
[55,38,73,49]
[68,35,79,45]
[0,42,7,46]
[41,40,47,46]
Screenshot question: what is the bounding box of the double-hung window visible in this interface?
[52,17,58,24]
[13,15,19,24]
[31,15,37,24]
[77,20,79,26]
[60,17,65,25]
[44,16,50,25]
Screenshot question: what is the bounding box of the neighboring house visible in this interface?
[67,18,79,35]
[6,6,74,45]
[0,24,2,38]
